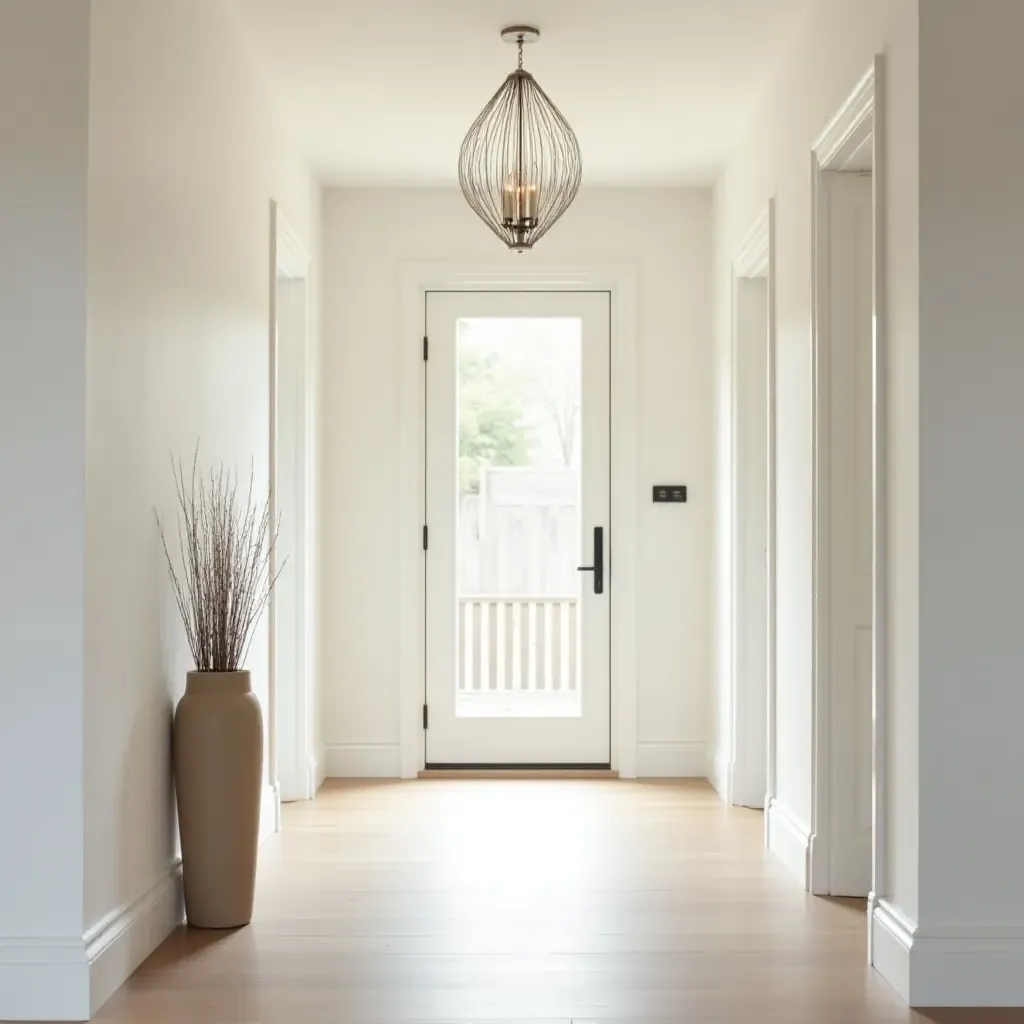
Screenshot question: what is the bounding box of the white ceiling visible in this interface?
[230,0,812,186]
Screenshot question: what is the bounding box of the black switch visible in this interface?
[653,485,687,503]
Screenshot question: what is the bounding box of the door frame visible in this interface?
[808,57,888,914]
[729,201,776,811]
[398,263,639,779]
[422,290,612,768]
[268,200,317,813]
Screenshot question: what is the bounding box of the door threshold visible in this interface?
[419,765,618,779]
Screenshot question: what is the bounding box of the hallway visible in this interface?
[93,780,985,1023]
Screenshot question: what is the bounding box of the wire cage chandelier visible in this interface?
[458,26,582,252]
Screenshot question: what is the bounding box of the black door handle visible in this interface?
[576,526,604,595]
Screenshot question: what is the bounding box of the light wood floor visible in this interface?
[97,780,1014,1023]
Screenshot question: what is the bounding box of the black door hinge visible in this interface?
[422,335,429,361]
[422,524,428,550]
[422,704,429,729]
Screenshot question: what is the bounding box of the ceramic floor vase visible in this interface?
[174,670,263,928]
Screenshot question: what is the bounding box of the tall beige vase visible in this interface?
[174,670,263,928]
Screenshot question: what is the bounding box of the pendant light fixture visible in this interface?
[458,26,582,252]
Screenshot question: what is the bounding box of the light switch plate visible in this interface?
[653,485,687,503]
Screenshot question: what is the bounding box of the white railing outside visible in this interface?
[458,596,579,693]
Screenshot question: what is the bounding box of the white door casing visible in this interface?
[397,263,639,779]
[808,60,887,908]
[424,291,611,765]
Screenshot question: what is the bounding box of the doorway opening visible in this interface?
[808,59,885,906]
[269,201,316,809]
[423,291,611,767]
[397,265,638,779]
[729,204,774,812]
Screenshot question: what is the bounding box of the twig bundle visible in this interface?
[157,449,283,672]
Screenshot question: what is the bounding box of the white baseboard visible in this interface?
[766,798,809,887]
[280,754,327,803]
[707,746,731,801]
[305,753,319,797]
[871,899,913,1003]
[86,861,184,1016]
[913,931,1024,1006]
[807,829,830,895]
[0,863,183,1021]
[871,899,1024,1006]
[278,768,303,803]
[728,761,766,809]
[325,742,402,778]
[259,783,280,843]
[0,939,88,1021]
[635,741,706,778]
[325,741,705,780]
[314,746,326,791]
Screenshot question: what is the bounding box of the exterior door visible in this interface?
[424,291,611,766]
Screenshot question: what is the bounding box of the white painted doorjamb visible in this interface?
[398,263,639,779]
[765,200,779,832]
[729,202,775,812]
[808,57,887,917]
[268,200,316,818]
[869,55,888,956]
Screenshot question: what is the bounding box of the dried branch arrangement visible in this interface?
[157,450,283,672]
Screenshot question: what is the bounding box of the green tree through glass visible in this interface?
[458,347,533,494]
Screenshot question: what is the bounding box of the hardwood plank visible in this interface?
[88,780,1008,1023]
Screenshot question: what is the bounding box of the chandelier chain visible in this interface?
[517,37,524,70]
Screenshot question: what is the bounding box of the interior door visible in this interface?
[425,291,611,766]
[827,171,873,895]
[272,274,307,801]
[733,274,769,808]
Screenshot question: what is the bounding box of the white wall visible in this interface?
[914,0,1024,995]
[712,0,919,919]
[85,0,318,1017]
[320,187,712,776]
[0,10,90,1013]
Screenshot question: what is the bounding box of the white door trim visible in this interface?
[398,262,639,779]
[268,200,316,811]
[729,202,776,811]
[808,57,887,913]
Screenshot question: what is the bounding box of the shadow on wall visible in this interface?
[115,687,178,904]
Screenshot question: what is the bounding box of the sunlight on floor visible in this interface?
[95,780,997,1023]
